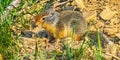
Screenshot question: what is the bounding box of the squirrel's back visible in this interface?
[59,10,87,38]
[34,10,87,40]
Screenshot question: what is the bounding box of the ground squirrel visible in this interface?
[34,9,87,41]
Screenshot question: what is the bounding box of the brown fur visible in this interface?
[34,10,87,41]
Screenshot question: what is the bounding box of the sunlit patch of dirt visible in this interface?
[12,0,120,60]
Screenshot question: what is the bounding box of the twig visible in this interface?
[105,53,120,60]
[100,32,113,44]
[53,1,68,8]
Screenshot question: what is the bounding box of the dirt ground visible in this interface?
[11,0,120,60]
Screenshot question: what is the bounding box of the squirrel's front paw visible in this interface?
[35,30,48,38]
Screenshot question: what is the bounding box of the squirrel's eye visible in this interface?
[42,17,45,20]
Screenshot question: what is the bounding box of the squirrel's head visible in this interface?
[33,9,60,28]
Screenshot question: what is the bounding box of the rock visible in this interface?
[100,7,116,20]
[115,33,120,39]
[83,11,97,22]
[103,42,118,60]
[74,0,85,10]
[96,20,105,28]
[90,25,96,32]
[110,18,118,25]
[104,27,118,36]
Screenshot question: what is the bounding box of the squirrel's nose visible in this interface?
[32,22,37,28]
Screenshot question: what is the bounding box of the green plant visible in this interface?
[95,29,102,60]
[34,40,38,60]
[0,14,16,59]
[0,0,19,59]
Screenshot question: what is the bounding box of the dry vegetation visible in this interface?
[0,0,120,60]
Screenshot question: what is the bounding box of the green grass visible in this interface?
[34,40,38,60]
[95,27,103,60]
[59,20,103,60]
[0,10,16,59]
[0,0,47,59]
[0,0,13,13]
[0,0,16,59]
